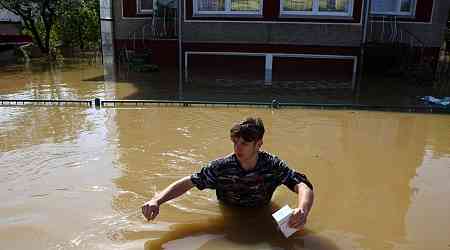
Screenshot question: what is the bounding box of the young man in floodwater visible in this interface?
[142,117,314,231]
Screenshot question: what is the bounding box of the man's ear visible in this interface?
[256,139,263,148]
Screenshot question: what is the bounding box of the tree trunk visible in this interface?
[41,0,53,55]
[78,16,84,50]
[45,25,51,55]
[22,17,48,54]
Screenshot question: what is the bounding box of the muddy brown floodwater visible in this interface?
[1,60,449,250]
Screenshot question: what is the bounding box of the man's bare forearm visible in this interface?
[295,183,314,213]
[151,176,194,205]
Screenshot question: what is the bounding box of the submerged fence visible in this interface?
[0,98,449,114]
[0,99,92,107]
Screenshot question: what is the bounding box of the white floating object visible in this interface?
[272,205,298,238]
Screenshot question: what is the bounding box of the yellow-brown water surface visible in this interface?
[1,61,450,250]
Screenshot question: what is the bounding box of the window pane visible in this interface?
[140,0,153,10]
[400,0,412,12]
[319,0,350,12]
[371,0,397,13]
[283,0,313,11]
[198,0,225,11]
[231,0,260,11]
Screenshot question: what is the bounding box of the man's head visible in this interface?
[230,117,265,142]
[230,117,265,162]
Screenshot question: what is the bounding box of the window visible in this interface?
[281,0,354,16]
[194,0,262,15]
[137,0,154,13]
[371,0,416,16]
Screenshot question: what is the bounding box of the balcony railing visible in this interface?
[367,15,424,48]
[128,6,178,50]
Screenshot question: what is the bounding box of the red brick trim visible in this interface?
[0,34,32,43]
[183,42,361,56]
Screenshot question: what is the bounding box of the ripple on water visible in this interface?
[161,150,204,170]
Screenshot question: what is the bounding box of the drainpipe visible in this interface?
[177,0,183,100]
[355,0,371,97]
[99,0,116,81]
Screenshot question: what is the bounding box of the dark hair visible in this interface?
[230,117,265,142]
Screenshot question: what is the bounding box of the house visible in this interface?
[102,0,450,88]
[0,8,21,35]
[0,9,32,55]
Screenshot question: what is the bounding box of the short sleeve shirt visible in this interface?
[190,151,313,207]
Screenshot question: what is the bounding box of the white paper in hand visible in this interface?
[272,205,298,238]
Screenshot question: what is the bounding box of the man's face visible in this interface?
[231,136,262,162]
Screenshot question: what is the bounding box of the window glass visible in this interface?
[319,0,350,12]
[400,0,412,12]
[371,0,396,13]
[198,0,225,11]
[281,0,352,15]
[231,0,261,11]
[283,0,313,11]
[371,0,414,14]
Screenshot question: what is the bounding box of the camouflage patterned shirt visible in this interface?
[190,151,313,207]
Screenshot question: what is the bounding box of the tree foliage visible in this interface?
[0,0,99,55]
[56,0,99,49]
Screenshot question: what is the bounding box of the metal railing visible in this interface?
[0,99,92,107]
[0,98,448,113]
[366,15,428,76]
[128,6,178,51]
[99,99,449,113]
[368,15,425,48]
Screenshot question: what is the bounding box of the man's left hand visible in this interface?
[288,207,308,229]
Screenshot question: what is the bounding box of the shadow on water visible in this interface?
[103,62,449,106]
[141,203,339,250]
[105,64,355,103]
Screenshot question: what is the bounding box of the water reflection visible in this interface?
[0,60,108,100]
[142,203,339,250]
[2,58,445,106]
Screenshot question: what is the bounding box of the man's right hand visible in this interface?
[140,176,194,221]
[142,200,159,221]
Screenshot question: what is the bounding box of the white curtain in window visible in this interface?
[282,0,351,13]
[198,0,225,11]
[283,0,313,11]
[231,0,260,11]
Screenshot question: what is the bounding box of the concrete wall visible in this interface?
[182,22,362,47]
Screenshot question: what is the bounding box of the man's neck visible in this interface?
[239,152,259,170]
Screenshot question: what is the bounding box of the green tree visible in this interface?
[57,0,100,50]
[0,0,100,56]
